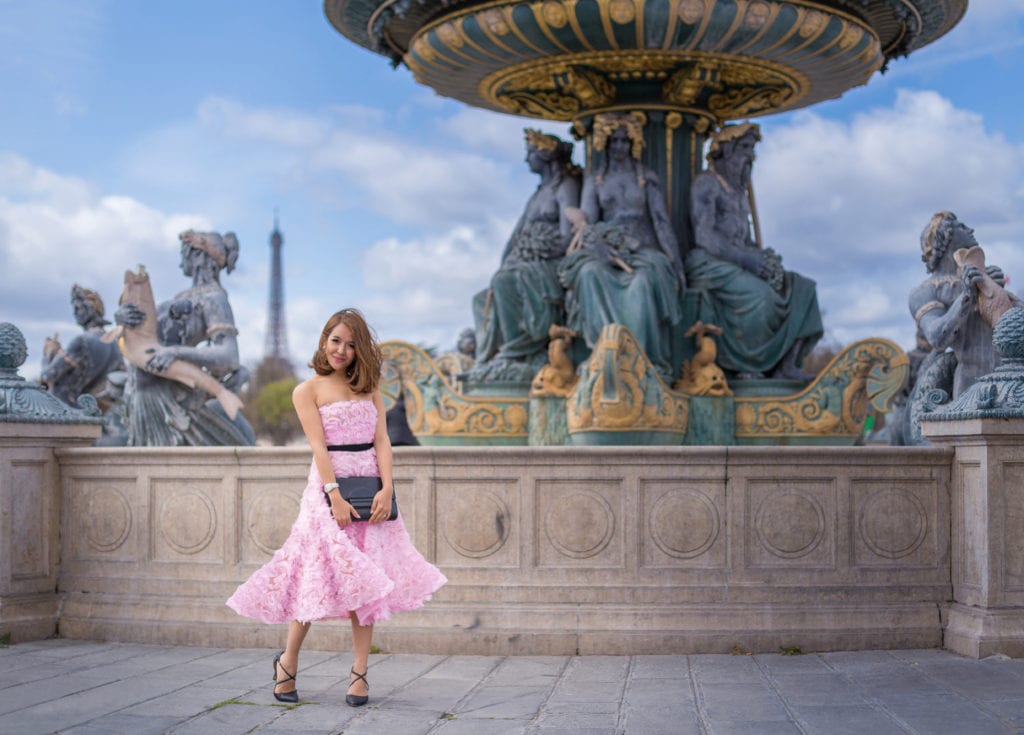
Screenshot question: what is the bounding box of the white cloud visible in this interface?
[356,221,511,351]
[757,89,1024,348]
[0,154,209,379]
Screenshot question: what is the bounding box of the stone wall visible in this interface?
[54,445,954,655]
[0,422,99,641]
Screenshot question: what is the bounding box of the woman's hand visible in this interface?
[369,486,395,523]
[329,493,359,527]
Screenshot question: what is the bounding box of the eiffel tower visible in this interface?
[262,216,292,377]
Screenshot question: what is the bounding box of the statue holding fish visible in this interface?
[112,229,254,446]
[903,212,1019,444]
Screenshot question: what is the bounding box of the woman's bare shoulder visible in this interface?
[292,376,320,403]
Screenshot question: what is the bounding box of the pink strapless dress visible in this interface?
[226,399,446,626]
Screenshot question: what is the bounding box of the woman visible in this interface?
[559,112,685,377]
[227,308,446,706]
[469,129,581,383]
[115,229,253,445]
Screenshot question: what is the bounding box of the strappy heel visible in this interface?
[346,667,369,707]
[272,651,299,703]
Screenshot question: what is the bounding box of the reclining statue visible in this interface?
[40,285,124,409]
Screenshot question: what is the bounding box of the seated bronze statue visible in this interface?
[559,111,685,378]
[686,123,823,380]
[468,130,581,383]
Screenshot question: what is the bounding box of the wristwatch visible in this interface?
[323,482,339,494]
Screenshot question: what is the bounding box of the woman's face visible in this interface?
[608,127,632,162]
[324,321,356,374]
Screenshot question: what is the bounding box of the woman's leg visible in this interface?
[276,620,311,695]
[348,616,373,697]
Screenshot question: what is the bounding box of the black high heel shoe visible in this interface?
[345,668,369,707]
[272,652,299,703]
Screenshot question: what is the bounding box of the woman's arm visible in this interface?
[368,390,396,523]
[292,380,358,525]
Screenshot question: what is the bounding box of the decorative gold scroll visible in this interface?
[381,341,529,440]
[734,338,909,439]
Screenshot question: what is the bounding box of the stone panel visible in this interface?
[240,480,302,564]
[1004,462,1024,593]
[745,478,836,569]
[851,479,937,567]
[536,479,623,568]
[435,478,518,568]
[954,461,983,599]
[151,479,223,564]
[641,479,725,568]
[11,460,47,580]
[70,479,137,562]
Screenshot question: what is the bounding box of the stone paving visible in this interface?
[1,640,1023,734]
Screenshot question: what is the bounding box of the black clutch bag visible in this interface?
[326,476,398,522]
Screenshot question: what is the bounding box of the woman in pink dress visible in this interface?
[227,308,446,706]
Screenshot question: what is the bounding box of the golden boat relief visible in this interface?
[734,338,909,442]
[380,341,529,445]
[380,332,907,445]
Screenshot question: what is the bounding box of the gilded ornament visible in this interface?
[665,111,683,128]
[798,9,827,39]
[410,35,437,64]
[708,85,791,118]
[743,2,771,30]
[663,62,720,106]
[525,128,561,151]
[482,8,510,35]
[483,51,807,122]
[436,21,464,48]
[566,324,688,435]
[609,0,636,25]
[561,65,616,108]
[678,0,705,25]
[839,24,862,50]
[381,341,530,441]
[733,339,908,439]
[542,0,569,28]
[498,90,581,117]
[673,322,732,397]
[530,325,580,397]
[592,110,646,158]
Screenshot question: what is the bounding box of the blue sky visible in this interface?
[2,0,1023,381]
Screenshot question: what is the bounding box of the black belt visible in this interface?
[326,443,374,452]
